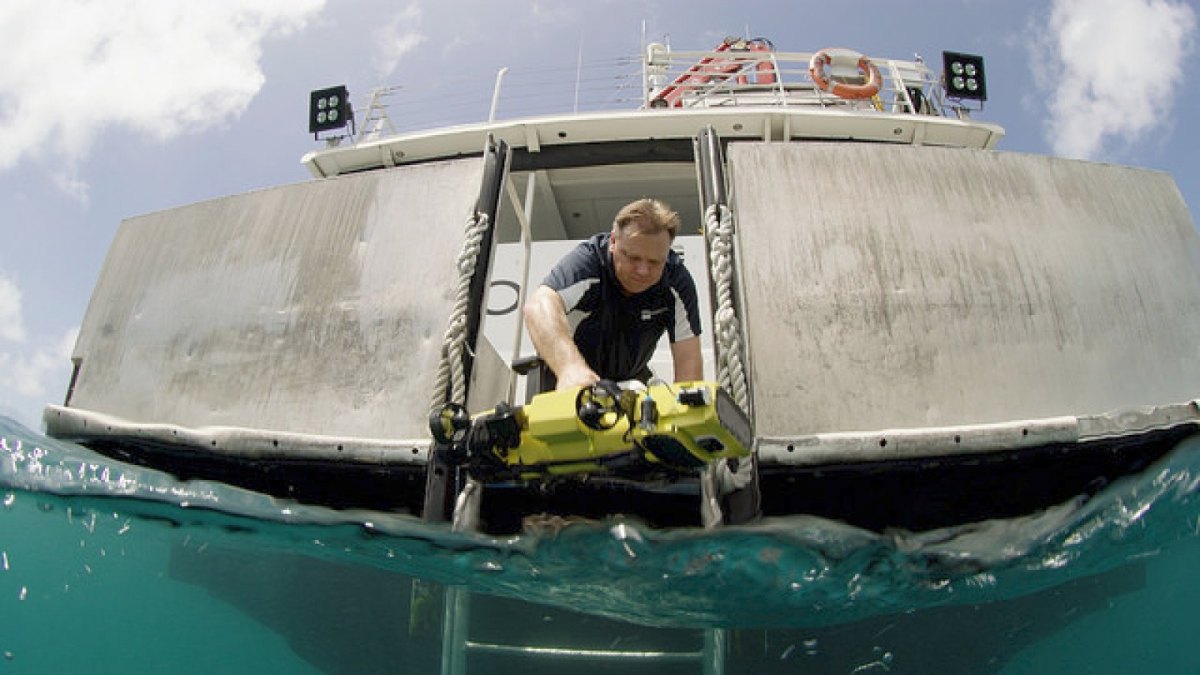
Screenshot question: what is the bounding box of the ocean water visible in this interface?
[2,414,1199,674]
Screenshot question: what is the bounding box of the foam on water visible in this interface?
[3,414,1199,673]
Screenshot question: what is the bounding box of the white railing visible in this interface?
[642,43,952,117]
[347,43,962,139]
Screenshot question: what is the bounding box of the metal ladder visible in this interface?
[439,586,727,675]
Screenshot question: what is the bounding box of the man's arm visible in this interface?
[522,285,600,389]
[669,336,703,383]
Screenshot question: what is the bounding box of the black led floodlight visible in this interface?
[942,52,987,101]
[309,85,353,136]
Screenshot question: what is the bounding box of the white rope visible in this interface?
[430,211,490,413]
[704,203,749,411]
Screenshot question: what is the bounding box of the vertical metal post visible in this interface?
[640,20,648,108]
[573,36,584,113]
[694,126,761,527]
[771,53,786,106]
[489,68,509,122]
[703,628,727,675]
[462,136,509,399]
[441,586,471,675]
[501,172,538,403]
[695,126,726,208]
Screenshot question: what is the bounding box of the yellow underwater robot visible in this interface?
[430,380,753,482]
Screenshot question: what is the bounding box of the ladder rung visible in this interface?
[464,640,705,662]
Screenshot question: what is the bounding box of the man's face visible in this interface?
[610,224,671,295]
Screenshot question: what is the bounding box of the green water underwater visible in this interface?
[2,414,1199,674]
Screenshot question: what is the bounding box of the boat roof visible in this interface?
[301,42,1005,178]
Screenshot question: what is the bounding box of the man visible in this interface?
[523,198,704,390]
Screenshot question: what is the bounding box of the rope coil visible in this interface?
[704,203,749,412]
[430,211,491,413]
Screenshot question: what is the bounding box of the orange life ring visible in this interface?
[809,49,881,100]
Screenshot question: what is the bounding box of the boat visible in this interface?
[42,37,1200,536]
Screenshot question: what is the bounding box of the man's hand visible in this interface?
[523,285,599,389]
[555,362,601,390]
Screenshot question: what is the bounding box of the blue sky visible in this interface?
[1,0,1196,429]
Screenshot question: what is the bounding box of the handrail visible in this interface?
[643,46,948,117]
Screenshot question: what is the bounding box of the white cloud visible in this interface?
[0,272,79,429]
[0,329,72,399]
[0,324,78,431]
[1032,0,1196,160]
[0,0,326,178]
[373,4,427,78]
[0,274,26,343]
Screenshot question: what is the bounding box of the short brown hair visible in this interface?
[612,198,680,241]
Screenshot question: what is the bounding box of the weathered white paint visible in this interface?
[65,158,485,438]
[729,142,1200,435]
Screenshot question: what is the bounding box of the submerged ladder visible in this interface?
[439,587,728,675]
